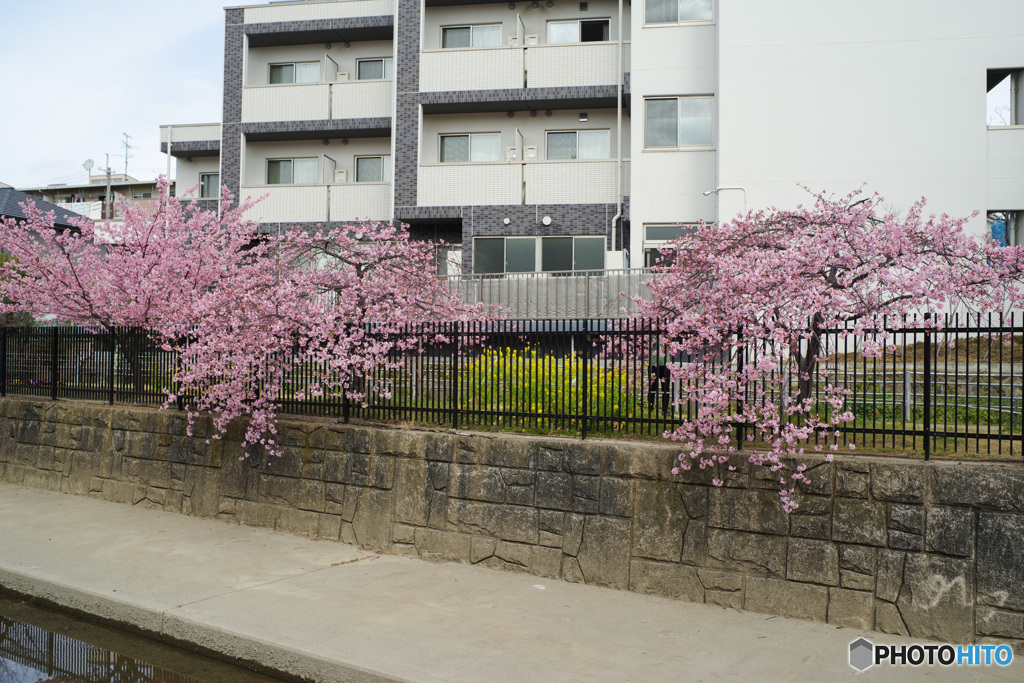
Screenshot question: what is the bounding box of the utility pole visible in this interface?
[122,132,133,177]
[104,154,113,220]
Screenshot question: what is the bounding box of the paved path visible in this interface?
[0,483,1017,682]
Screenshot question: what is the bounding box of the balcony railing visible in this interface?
[159,123,221,144]
[241,81,393,123]
[241,184,393,224]
[243,0,395,24]
[445,268,653,319]
[418,160,628,207]
[420,42,630,93]
[329,183,392,221]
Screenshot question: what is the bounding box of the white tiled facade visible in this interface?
[164,0,1024,275]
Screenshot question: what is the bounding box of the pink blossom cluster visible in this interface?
[0,181,490,456]
[636,188,1024,512]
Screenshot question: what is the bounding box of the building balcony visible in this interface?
[241,81,393,124]
[417,160,629,207]
[241,184,392,225]
[419,42,629,93]
[159,123,222,156]
[242,0,395,24]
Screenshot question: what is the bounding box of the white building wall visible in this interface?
[174,157,221,199]
[244,0,394,24]
[716,0,1024,236]
[628,13,717,266]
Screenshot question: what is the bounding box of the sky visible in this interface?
[0,0,226,189]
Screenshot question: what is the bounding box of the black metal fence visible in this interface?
[1,315,1021,458]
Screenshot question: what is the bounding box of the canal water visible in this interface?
[0,592,283,682]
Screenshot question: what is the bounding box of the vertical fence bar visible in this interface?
[108,329,116,405]
[581,321,589,440]
[0,326,6,398]
[923,313,931,461]
[451,321,460,430]
[50,326,58,401]
[735,325,745,450]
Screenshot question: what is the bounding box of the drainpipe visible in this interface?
[610,0,623,258]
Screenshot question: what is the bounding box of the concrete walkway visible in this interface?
[0,483,1017,683]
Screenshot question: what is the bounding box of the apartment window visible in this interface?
[269,62,320,84]
[267,158,318,184]
[546,130,610,160]
[357,58,394,80]
[646,0,712,24]
[474,236,605,273]
[440,133,501,162]
[132,192,152,200]
[355,156,393,182]
[643,224,695,266]
[199,173,220,199]
[988,212,1021,246]
[442,24,502,48]
[645,96,713,148]
[987,68,1023,125]
[547,19,610,44]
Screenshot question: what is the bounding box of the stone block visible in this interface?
[835,462,869,498]
[925,507,974,557]
[414,528,471,562]
[276,508,320,538]
[317,514,342,541]
[887,530,923,551]
[977,608,1024,639]
[471,537,497,563]
[534,444,565,472]
[897,554,973,642]
[629,559,704,602]
[677,484,707,519]
[447,500,538,544]
[977,513,1024,611]
[875,549,905,602]
[572,475,599,513]
[562,556,585,584]
[532,546,562,579]
[787,538,839,586]
[790,495,831,540]
[599,477,632,517]
[697,569,744,592]
[483,439,532,469]
[538,509,565,535]
[577,516,631,589]
[833,498,887,546]
[565,443,601,475]
[563,513,584,557]
[428,462,450,490]
[745,578,829,621]
[871,462,924,503]
[840,571,875,591]
[298,480,325,512]
[875,602,909,636]
[839,544,875,575]
[888,504,924,534]
[707,529,786,577]
[681,517,708,566]
[827,588,873,630]
[632,481,686,562]
[259,475,300,507]
[930,463,1024,512]
[393,523,417,546]
[708,487,788,535]
[450,464,505,503]
[491,541,532,571]
[423,434,455,462]
[535,472,573,511]
[393,460,430,526]
[350,488,393,548]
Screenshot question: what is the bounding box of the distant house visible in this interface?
[0,186,84,231]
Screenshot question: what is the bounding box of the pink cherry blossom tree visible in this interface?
[637,188,1024,511]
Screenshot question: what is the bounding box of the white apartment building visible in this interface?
[162,0,1024,277]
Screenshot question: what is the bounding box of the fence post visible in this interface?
[923,313,931,461]
[451,321,460,430]
[108,329,116,405]
[735,326,745,450]
[51,327,59,401]
[580,321,589,440]
[0,326,6,398]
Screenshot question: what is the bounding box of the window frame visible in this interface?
[356,57,394,80]
[644,96,714,150]
[441,23,503,49]
[266,157,319,185]
[199,172,220,199]
[545,129,611,160]
[547,18,611,44]
[268,61,321,85]
[439,133,502,163]
[472,235,606,274]
[643,223,697,267]
[644,0,714,26]
[354,155,393,183]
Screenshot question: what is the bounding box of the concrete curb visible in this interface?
[0,562,403,683]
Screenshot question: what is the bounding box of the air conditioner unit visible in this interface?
[524,145,538,160]
[334,169,348,183]
[336,72,349,81]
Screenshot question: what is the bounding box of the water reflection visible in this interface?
[0,594,281,683]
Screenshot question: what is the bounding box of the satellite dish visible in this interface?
[83,159,95,172]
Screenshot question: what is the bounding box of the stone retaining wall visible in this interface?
[2,398,1023,648]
